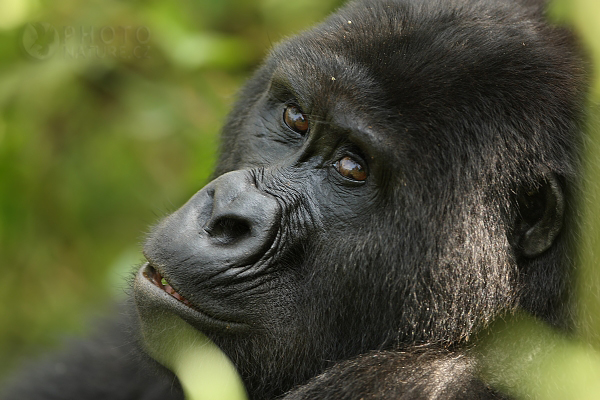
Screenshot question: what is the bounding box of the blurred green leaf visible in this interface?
[478,314,600,400]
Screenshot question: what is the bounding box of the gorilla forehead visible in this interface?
[270,0,581,137]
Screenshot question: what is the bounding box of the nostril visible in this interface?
[205,216,251,245]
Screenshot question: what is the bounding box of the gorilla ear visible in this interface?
[515,173,565,258]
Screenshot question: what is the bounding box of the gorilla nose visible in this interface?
[144,170,281,274]
[203,171,278,247]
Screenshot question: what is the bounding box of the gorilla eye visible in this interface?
[334,156,367,181]
[283,104,309,134]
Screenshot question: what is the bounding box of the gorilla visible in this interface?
[0,0,589,398]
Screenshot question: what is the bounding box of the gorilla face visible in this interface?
[134,0,585,396]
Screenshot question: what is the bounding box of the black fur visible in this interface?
[1,0,587,399]
[0,308,183,400]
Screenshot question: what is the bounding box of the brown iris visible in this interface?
[283,105,309,134]
[334,156,367,181]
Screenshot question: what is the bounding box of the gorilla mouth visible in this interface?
[135,263,249,332]
[144,264,192,308]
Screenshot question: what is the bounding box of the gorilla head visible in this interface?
[134,0,586,397]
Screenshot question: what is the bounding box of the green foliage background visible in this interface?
[0,0,599,396]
